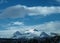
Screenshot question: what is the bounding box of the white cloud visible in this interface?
[7,21,60,32]
[0,0,8,4]
[0,21,60,38]
[35,21,60,32]
[56,0,60,2]
[0,5,27,18]
[0,30,17,38]
[0,5,60,18]
[28,7,60,16]
[11,21,24,26]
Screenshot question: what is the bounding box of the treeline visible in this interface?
[0,36,60,43]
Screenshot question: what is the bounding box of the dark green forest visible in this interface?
[0,36,60,43]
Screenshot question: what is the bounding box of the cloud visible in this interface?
[56,0,60,2]
[0,5,27,18]
[35,21,60,32]
[0,0,8,4]
[0,21,60,38]
[28,7,60,16]
[10,21,24,26]
[6,21,60,32]
[0,30,17,38]
[0,5,60,19]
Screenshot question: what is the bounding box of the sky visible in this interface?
[0,0,60,38]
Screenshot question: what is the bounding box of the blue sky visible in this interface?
[0,0,60,9]
[0,0,60,38]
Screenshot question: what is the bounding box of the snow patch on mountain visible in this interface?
[12,29,50,39]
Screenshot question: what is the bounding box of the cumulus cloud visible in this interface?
[0,5,60,18]
[0,21,60,38]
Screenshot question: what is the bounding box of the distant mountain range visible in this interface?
[12,29,58,39]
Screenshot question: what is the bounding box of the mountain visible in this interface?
[25,29,39,33]
[25,29,38,38]
[33,29,38,31]
[12,31,23,39]
[50,32,60,37]
[51,33,57,36]
[12,30,50,39]
[40,32,49,38]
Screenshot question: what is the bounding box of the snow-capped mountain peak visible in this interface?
[12,31,22,38]
[14,31,22,35]
[33,29,38,31]
[40,32,49,38]
[25,29,38,33]
[12,30,50,39]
